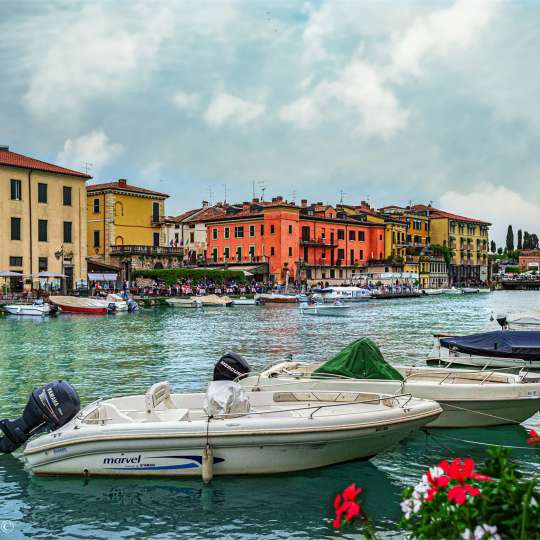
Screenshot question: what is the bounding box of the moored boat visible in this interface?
[49,296,110,314]
[421,289,445,296]
[232,297,261,306]
[3,301,56,317]
[313,287,370,303]
[258,293,298,303]
[241,338,540,428]
[300,303,351,317]
[461,287,480,294]
[166,298,203,308]
[193,294,233,307]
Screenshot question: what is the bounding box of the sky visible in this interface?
[1,0,539,245]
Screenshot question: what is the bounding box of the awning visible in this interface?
[0,271,23,277]
[225,265,267,275]
[88,272,118,281]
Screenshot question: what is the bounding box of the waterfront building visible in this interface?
[164,202,226,264]
[378,205,430,250]
[519,250,540,272]
[203,197,385,284]
[411,204,490,285]
[419,254,449,289]
[86,179,182,280]
[0,145,91,290]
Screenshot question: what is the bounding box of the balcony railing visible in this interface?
[110,245,184,256]
[300,237,337,247]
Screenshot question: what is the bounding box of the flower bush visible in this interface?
[400,447,540,539]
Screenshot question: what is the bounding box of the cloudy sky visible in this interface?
[1,0,539,244]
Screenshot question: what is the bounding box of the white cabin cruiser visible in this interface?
[2,357,441,478]
[313,287,370,303]
[3,300,57,316]
[241,338,540,428]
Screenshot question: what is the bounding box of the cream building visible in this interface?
[0,145,91,290]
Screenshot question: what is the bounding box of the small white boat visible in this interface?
[23,380,441,477]
[258,293,298,304]
[421,289,445,296]
[105,294,129,312]
[4,301,54,316]
[478,288,491,294]
[443,287,462,295]
[242,338,540,428]
[313,286,370,303]
[232,297,260,306]
[193,294,233,307]
[461,287,480,294]
[166,298,203,309]
[300,303,352,317]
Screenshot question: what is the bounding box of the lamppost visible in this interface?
[54,245,65,294]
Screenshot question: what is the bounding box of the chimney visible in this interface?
[118,178,127,187]
[252,197,259,203]
[360,200,370,210]
[317,201,323,206]
[0,145,9,151]
[272,196,278,202]
[202,200,209,208]
[242,201,250,210]
[276,195,283,202]
[301,199,308,207]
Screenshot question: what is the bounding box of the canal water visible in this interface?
[0,291,539,539]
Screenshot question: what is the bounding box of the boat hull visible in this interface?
[300,306,351,317]
[4,305,49,316]
[25,413,435,477]
[57,304,108,314]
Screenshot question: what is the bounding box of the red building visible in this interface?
[519,250,540,272]
[203,197,385,284]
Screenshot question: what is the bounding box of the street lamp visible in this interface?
[54,246,65,294]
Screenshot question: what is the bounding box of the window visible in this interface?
[153,232,160,247]
[38,183,47,203]
[337,249,345,260]
[224,227,230,239]
[63,186,72,206]
[38,257,48,272]
[359,249,364,260]
[93,230,100,247]
[10,179,22,200]
[349,230,356,241]
[249,225,255,237]
[288,224,293,234]
[270,224,275,234]
[337,229,345,240]
[152,202,160,222]
[9,256,22,267]
[249,245,255,259]
[10,217,21,240]
[359,231,365,241]
[38,220,48,242]
[212,247,218,262]
[63,221,72,243]
[224,247,230,260]
[288,247,293,256]
[189,232,194,243]
[301,226,310,241]
[321,228,326,239]
[321,250,326,259]
[234,226,244,238]
[260,224,264,236]
[236,246,242,260]
[93,198,100,214]
[350,249,354,263]
[212,228,218,240]
[270,247,275,256]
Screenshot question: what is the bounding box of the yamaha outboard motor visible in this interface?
[0,380,80,454]
[213,352,251,381]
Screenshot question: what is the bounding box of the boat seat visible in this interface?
[85,403,135,425]
[273,391,383,404]
[145,381,175,413]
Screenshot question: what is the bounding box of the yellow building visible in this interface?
[412,205,490,285]
[87,179,183,279]
[0,145,90,290]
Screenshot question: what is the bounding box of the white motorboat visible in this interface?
[3,301,56,316]
[258,293,298,303]
[443,287,462,295]
[49,295,135,314]
[232,297,261,306]
[105,293,129,312]
[300,303,352,317]
[22,377,441,478]
[493,311,540,330]
[461,287,480,294]
[313,286,370,303]
[421,289,445,296]
[192,294,233,307]
[241,338,540,428]
[166,298,203,308]
[427,331,540,370]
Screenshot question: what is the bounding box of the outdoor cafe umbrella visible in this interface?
[29,271,67,292]
[0,271,23,293]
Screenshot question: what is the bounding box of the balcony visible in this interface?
[110,245,184,256]
[300,236,337,247]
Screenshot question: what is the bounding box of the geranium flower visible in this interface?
[435,458,490,505]
[462,524,501,540]
[425,468,449,501]
[527,429,540,446]
[332,484,363,529]
[448,484,480,505]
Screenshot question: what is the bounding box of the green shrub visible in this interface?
[132,268,246,286]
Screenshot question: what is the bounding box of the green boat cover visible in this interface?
[312,337,404,381]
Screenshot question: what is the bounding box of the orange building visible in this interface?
[203,197,385,284]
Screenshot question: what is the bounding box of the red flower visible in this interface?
[527,429,540,446]
[425,469,449,502]
[333,484,363,529]
[447,484,480,505]
[436,458,490,505]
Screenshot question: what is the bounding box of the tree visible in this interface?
[506,225,514,251]
[517,229,523,250]
[524,231,531,249]
[490,240,496,253]
[497,247,503,255]
[532,234,539,249]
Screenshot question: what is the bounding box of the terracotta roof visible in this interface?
[411,204,490,225]
[86,181,168,198]
[169,208,204,223]
[0,147,91,179]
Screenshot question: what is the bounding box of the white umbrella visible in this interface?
[0,271,23,277]
[29,271,67,278]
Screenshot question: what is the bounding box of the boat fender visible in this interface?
[202,444,213,484]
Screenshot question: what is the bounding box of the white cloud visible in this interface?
[57,130,123,175]
[171,91,200,113]
[439,183,540,245]
[204,93,265,127]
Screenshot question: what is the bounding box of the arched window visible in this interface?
[115,236,124,245]
[115,201,124,217]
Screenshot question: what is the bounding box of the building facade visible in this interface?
[412,205,490,285]
[203,197,385,284]
[519,250,540,272]
[86,179,182,280]
[0,146,90,290]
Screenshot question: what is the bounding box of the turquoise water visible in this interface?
[1,291,539,538]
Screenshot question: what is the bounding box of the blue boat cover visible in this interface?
[439,331,540,360]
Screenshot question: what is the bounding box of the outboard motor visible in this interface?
[213,352,251,381]
[127,299,139,312]
[0,380,80,454]
[496,314,508,329]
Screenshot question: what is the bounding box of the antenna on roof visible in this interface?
[208,186,214,205]
[223,183,227,203]
[252,180,256,199]
[258,180,266,201]
[289,190,297,203]
[83,162,93,174]
[339,189,346,205]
